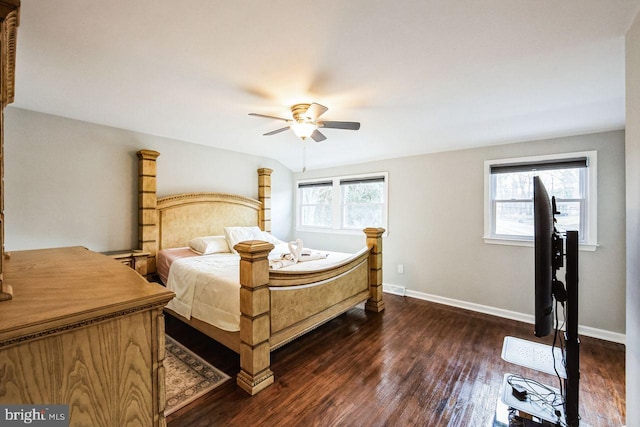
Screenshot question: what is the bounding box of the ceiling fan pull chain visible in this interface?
[302,140,307,173]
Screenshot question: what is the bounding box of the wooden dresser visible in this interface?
[0,247,174,427]
[103,249,151,278]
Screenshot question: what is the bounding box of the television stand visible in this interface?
[495,337,567,426]
[496,373,565,425]
[502,336,566,378]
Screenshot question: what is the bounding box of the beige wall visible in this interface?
[294,130,626,337]
[4,107,294,252]
[626,8,640,424]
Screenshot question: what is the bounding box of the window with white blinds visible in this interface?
[484,151,597,250]
[297,173,388,233]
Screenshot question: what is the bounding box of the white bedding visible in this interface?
[164,242,353,332]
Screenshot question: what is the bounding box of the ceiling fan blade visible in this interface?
[311,129,327,142]
[319,121,360,130]
[304,103,328,120]
[249,113,290,122]
[264,126,291,136]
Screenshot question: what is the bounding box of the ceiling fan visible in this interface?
[249,102,360,142]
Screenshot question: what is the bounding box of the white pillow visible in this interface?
[188,235,230,255]
[261,231,284,245]
[224,226,271,253]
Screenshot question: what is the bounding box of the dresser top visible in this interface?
[0,246,174,343]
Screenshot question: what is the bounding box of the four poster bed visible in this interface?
[136,150,385,395]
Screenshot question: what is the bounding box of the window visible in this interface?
[297,173,388,233]
[298,180,333,228]
[484,151,597,250]
[340,177,386,230]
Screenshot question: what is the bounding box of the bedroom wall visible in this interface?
[293,130,626,339]
[4,107,294,252]
[626,8,640,425]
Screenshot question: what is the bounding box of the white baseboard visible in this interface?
[382,284,625,345]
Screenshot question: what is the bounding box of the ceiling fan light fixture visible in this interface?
[291,121,317,139]
[249,102,360,142]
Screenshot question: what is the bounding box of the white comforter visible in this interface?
[165,242,352,332]
[166,253,241,331]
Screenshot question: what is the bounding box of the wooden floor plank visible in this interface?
[166,295,625,426]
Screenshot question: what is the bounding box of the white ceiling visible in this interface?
[12,0,640,171]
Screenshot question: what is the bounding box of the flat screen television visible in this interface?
[532,176,580,426]
[533,176,554,338]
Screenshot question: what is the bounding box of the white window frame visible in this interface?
[296,172,389,235]
[483,151,598,251]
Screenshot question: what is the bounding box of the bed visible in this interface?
[136,150,385,395]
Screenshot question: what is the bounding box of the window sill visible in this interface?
[483,236,597,252]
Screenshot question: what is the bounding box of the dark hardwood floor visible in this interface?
[165,295,625,427]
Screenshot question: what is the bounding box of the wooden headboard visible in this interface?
[136,150,273,273]
[157,193,260,250]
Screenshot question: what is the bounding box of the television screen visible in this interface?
[533,176,554,337]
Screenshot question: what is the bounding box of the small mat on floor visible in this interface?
[164,335,230,416]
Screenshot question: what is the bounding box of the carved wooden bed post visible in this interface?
[257,168,272,232]
[364,227,385,313]
[137,149,160,274]
[235,240,275,395]
[0,0,19,302]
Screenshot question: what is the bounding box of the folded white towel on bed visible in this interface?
[269,258,297,270]
[279,251,329,263]
[281,248,312,261]
[270,239,329,269]
[280,253,296,261]
[288,239,304,262]
[297,251,329,262]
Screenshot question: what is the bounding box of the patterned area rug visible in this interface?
[164,335,230,416]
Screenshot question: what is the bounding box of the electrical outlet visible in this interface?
[397,264,404,274]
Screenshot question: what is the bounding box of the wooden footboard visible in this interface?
[234,228,385,395]
[268,247,371,349]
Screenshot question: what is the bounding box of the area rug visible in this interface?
[164,335,230,416]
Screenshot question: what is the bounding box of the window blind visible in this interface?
[297,180,333,189]
[339,176,385,185]
[490,157,588,175]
